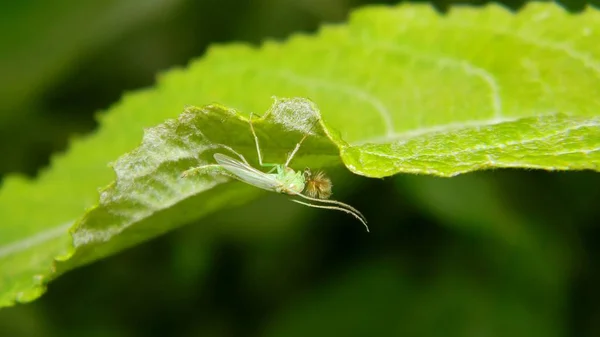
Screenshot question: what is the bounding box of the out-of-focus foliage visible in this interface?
[1,0,599,337]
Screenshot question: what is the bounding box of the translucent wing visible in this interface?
[214,153,281,192]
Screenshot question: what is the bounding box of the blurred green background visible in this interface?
[1,0,599,336]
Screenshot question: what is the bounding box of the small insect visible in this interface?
[181,113,368,232]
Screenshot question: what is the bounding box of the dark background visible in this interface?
[1,1,599,336]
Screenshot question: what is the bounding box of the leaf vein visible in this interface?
[0,221,72,259]
[452,22,600,79]
[368,41,504,119]
[273,69,396,136]
[360,120,600,162]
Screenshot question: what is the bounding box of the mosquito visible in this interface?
[181,113,369,232]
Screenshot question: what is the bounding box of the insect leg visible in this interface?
[290,199,369,232]
[249,112,265,166]
[284,134,308,167]
[249,112,279,169]
[292,191,368,224]
[216,144,250,166]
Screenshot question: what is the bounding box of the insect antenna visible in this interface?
[290,199,369,232]
[303,168,332,199]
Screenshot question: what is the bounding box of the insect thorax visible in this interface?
[276,167,305,195]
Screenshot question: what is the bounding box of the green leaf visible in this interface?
[1,2,599,308]
[55,99,340,272]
